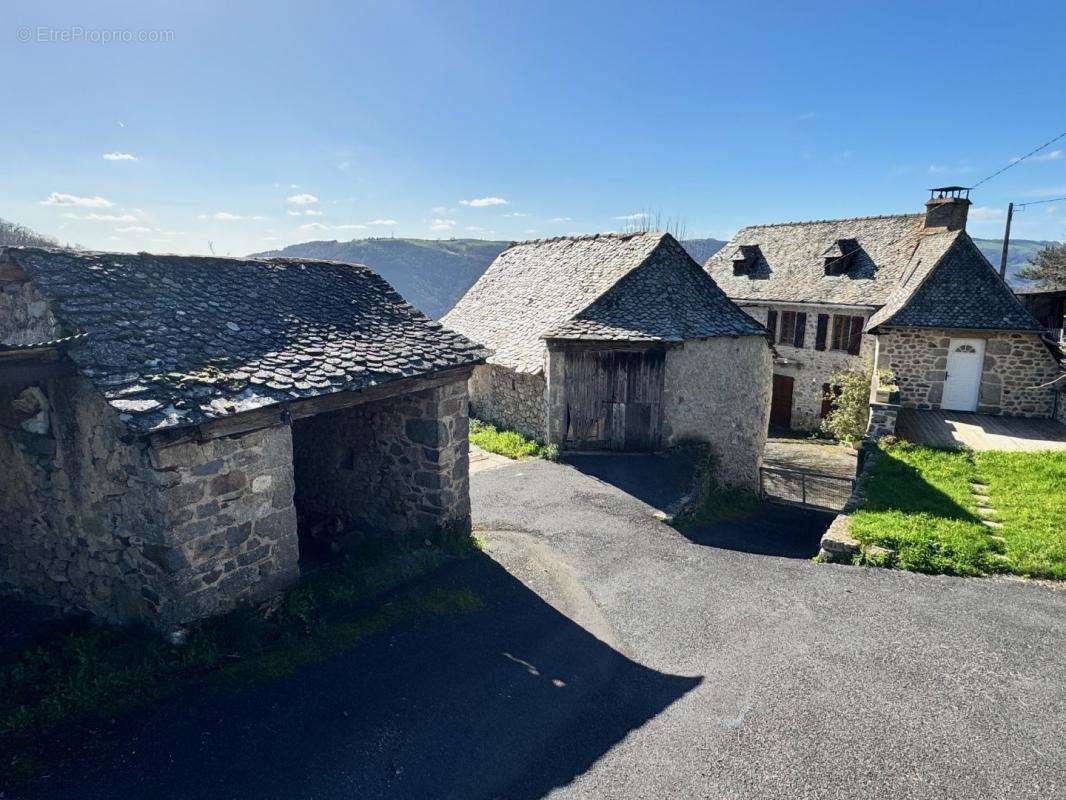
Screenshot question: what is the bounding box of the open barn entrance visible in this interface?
[288,379,467,568]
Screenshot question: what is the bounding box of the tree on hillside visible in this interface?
[0,218,60,249]
[1017,241,1066,288]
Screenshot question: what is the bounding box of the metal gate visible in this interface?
[759,466,854,511]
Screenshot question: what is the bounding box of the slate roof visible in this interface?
[705,214,925,306]
[441,232,765,373]
[1,248,486,433]
[866,233,1043,333]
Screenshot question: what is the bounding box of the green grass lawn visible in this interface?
[469,419,558,461]
[849,441,1066,579]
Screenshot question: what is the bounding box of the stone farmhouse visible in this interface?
[706,188,1064,430]
[0,248,485,628]
[442,232,772,487]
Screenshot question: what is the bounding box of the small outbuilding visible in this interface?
[0,248,485,628]
[442,232,773,487]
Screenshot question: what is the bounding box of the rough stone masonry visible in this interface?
[0,247,485,629]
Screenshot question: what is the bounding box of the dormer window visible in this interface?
[732,244,761,276]
[822,238,860,275]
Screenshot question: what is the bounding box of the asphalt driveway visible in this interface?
[14,455,1064,800]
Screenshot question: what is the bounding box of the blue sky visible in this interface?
[3,0,1065,255]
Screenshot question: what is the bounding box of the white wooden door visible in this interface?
[942,338,985,412]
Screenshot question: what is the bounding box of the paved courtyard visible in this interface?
[16,455,1064,800]
[897,408,1066,451]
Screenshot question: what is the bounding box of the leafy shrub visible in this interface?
[820,366,875,443]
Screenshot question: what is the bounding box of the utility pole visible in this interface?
[999,202,1014,278]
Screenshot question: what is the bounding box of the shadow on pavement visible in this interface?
[560,451,692,512]
[682,502,834,559]
[24,552,700,800]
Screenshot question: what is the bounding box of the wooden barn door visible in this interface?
[563,349,665,451]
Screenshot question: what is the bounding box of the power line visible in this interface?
[1016,196,1066,209]
[971,130,1066,189]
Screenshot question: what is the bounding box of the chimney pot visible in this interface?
[925,186,971,232]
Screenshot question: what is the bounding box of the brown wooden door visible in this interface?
[563,349,665,451]
[770,374,794,429]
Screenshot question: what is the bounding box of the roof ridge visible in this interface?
[737,213,921,231]
[505,230,664,250]
[3,246,377,273]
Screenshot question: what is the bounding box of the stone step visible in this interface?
[981,519,1003,529]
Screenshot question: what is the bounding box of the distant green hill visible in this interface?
[972,238,1058,286]
[253,235,728,318]
[251,238,511,318]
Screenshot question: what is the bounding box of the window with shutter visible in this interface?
[794,312,807,348]
[815,314,829,351]
[766,308,777,340]
[830,315,848,351]
[847,316,865,355]
[779,311,796,345]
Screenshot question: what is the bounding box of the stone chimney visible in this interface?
[924,186,971,232]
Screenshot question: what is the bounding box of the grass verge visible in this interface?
[0,539,483,750]
[670,441,760,528]
[848,440,1065,578]
[470,419,559,461]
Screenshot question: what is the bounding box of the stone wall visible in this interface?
[291,378,471,540]
[875,327,1062,417]
[467,362,547,441]
[145,424,300,625]
[865,402,900,439]
[0,375,300,627]
[661,336,772,489]
[739,303,875,431]
[0,278,61,345]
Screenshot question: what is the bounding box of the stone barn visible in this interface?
[0,247,485,628]
[442,232,773,487]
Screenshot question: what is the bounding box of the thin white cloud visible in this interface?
[287,193,319,205]
[299,222,330,232]
[367,218,397,226]
[549,217,573,223]
[287,210,301,216]
[502,212,529,218]
[103,152,138,162]
[969,206,1004,222]
[430,218,456,231]
[198,211,264,221]
[612,213,647,221]
[40,192,113,208]
[465,226,488,232]
[334,224,368,230]
[796,111,817,121]
[62,212,138,222]
[431,205,454,214]
[524,229,537,235]
[304,209,323,216]
[460,197,509,207]
[1010,149,1062,164]
[287,209,322,217]
[115,225,152,233]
